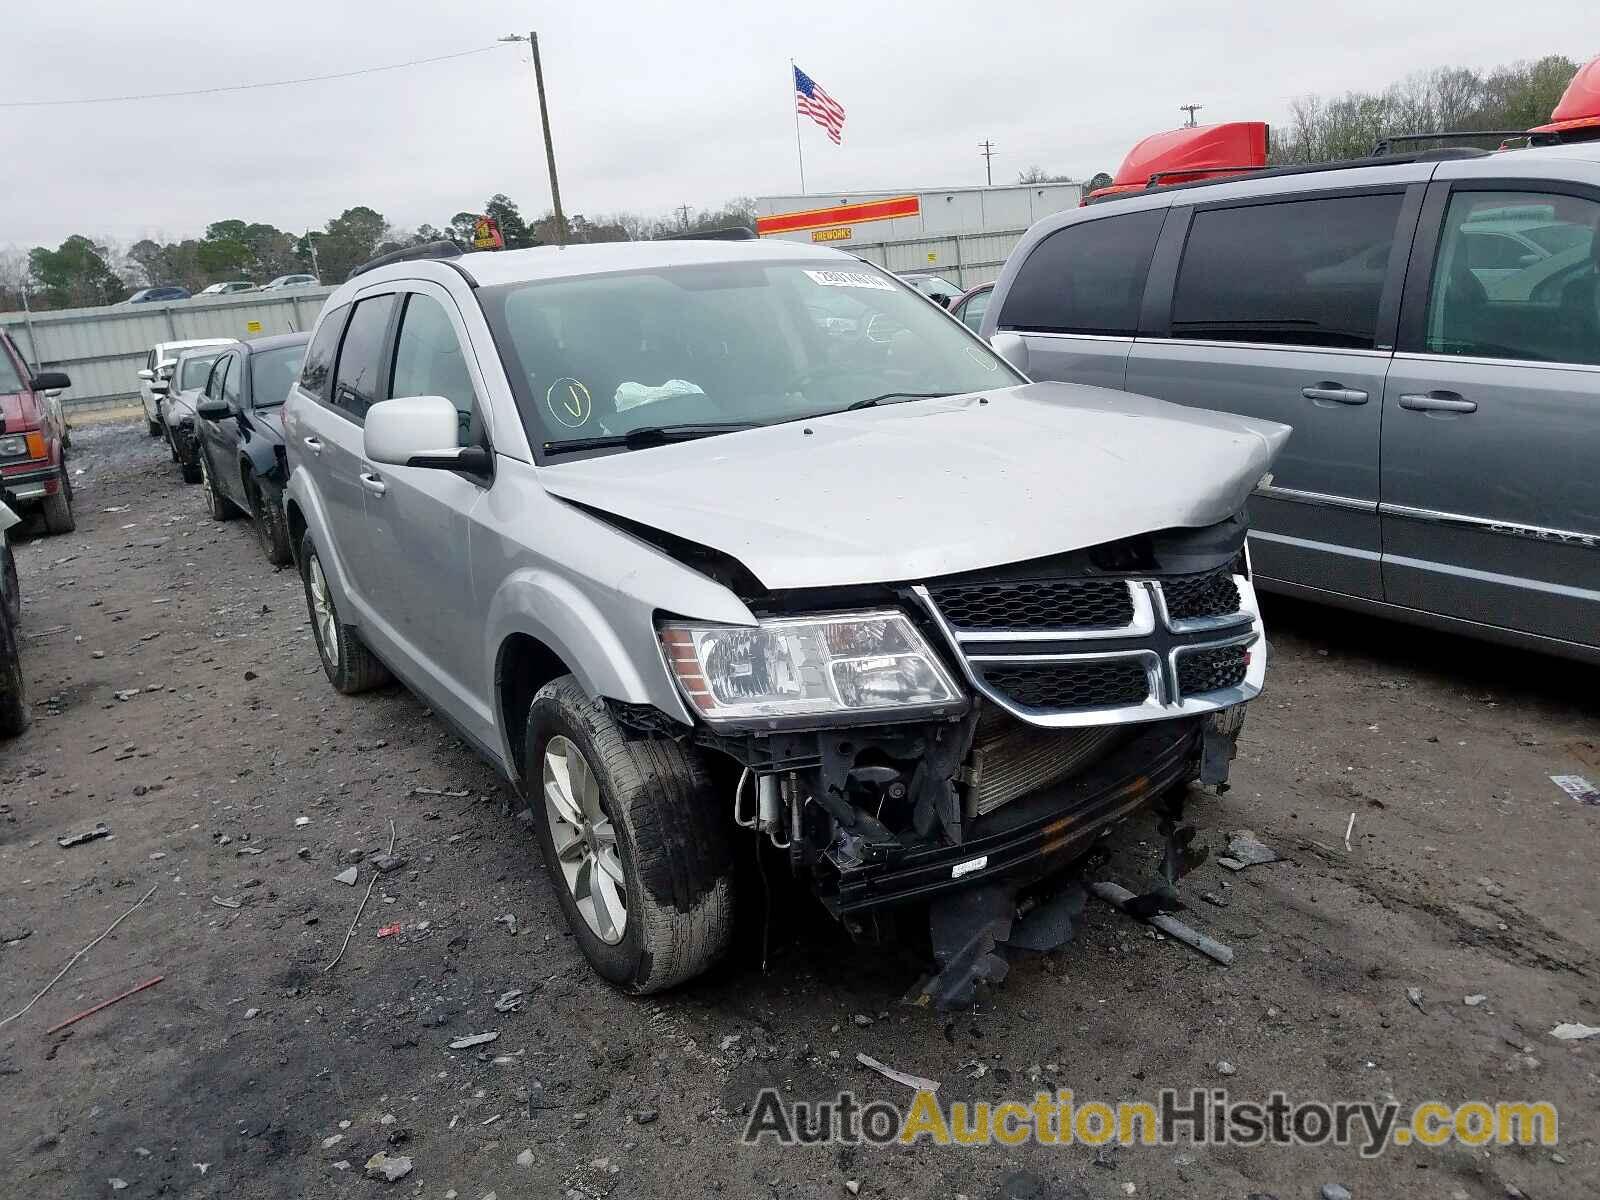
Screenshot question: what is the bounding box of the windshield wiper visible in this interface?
[844,391,954,411]
[543,422,759,455]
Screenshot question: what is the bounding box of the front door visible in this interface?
[1381,182,1600,647]
[358,286,494,743]
[1124,188,1422,601]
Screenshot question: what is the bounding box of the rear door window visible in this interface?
[1172,193,1406,349]
[997,210,1166,336]
[331,296,396,421]
[299,303,349,402]
[1425,189,1600,365]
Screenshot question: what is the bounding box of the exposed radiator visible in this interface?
[965,703,1121,817]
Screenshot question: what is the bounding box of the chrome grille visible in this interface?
[927,578,1133,632]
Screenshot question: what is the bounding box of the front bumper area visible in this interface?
[170,422,201,467]
[824,718,1201,915]
[0,463,59,504]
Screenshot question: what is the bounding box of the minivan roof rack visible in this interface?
[1370,130,1527,157]
[348,239,465,280]
[656,226,757,242]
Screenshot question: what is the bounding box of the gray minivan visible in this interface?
[982,142,1600,663]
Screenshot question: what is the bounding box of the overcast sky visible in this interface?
[0,1,1593,250]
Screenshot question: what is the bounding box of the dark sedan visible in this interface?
[193,333,308,565]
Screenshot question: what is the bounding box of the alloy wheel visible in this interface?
[307,555,338,667]
[542,735,628,944]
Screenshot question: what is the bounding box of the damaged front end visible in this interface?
[613,517,1263,1005]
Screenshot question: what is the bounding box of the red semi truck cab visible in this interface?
[0,330,75,535]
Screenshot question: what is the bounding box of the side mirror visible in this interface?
[989,332,1029,374]
[364,395,489,475]
[30,371,70,392]
[137,369,155,382]
[195,398,233,421]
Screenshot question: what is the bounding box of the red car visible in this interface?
[0,330,74,535]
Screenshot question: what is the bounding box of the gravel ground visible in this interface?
[1,417,1597,1200]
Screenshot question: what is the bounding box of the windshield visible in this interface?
[479,261,1020,453]
[0,350,23,393]
[179,352,223,389]
[250,344,305,407]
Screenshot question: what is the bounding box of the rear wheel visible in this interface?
[40,468,74,535]
[527,675,735,993]
[248,476,293,566]
[199,446,236,519]
[299,533,391,694]
[0,609,28,738]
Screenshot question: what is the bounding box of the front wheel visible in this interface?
[40,469,74,535]
[527,675,735,994]
[0,611,28,738]
[299,533,391,694]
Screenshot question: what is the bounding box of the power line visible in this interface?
[1179,104,1204,127]
[0,44,506,109]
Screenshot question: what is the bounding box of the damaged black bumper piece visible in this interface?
[822,718,1202,916]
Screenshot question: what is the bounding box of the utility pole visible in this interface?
[304,231,322,280]
[978,140,995,186]
[500,32,567,246]
[1179,104,1204,127]
[675,204,692,230]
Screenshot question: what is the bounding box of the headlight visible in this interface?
[659,610,964,724]
[0,434,27,459]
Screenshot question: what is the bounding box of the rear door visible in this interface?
[1381,178,1600,647]
[1123,184,1425,600]
[990,207,1167,391]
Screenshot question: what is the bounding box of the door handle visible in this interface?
[1301,385,1369,405]
[303,436,323,455]
[359,471,387,497]
[1398,391,1477,414]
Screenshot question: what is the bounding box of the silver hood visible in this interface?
[540,382,1290,591]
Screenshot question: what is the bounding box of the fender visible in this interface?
[283,468,357,615]
[239,433,280,487]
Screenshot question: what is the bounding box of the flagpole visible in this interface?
[791,59,806,194]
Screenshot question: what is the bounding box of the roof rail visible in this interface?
[657,226,757,242]
[347,239,465,281]
[1370,129,1528,157]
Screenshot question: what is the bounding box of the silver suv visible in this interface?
[283,239,1286,997]
[983,141,1600,663]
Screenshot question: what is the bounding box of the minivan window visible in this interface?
[300,303,349,402]
[1172,193,1405,349]
[389,294,477,444]
[997,210,1165,336]
[332,296,396,420]
[1425,189,1600,366]
[478,261,1022,453]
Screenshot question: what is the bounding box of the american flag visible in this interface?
[794,65,845,144]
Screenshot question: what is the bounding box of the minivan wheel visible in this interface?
[298,533,391,694]
[0,612,28,738]
[526,676,735,994]
[40,469,75,535]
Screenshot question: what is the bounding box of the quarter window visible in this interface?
[331,295,397,421]
[1173,193,1405,349]
[389,294,478,446]
[300,303,349,402]
[1425,190,1600,366]
[997,210,1165,336]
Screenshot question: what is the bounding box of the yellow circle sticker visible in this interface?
[545,377,593,428]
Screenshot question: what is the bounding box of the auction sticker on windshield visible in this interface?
[804,269,895,291]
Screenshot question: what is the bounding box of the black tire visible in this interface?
[526,675,735,994]
[248,476,293,566]
[40,469,74,535]
[2,542,19,626]
[0,608,28,739]
[147,417,162,438]
[199,446,236,520]
[164,422,179,463]
[299,532,391,694]
[180,456,202,485]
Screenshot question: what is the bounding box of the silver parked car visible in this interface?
[283,239,1287,998]
[982,141,1600,663]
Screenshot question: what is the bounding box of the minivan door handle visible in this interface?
[1398,391,1477,414]
[303,436,323,455]
[359,471,387,497]
[1301,384,1369,405]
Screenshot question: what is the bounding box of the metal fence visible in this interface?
[0,287,337,411]
[842,228,1029,290]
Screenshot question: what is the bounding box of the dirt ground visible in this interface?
[2,417,1597,1200]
